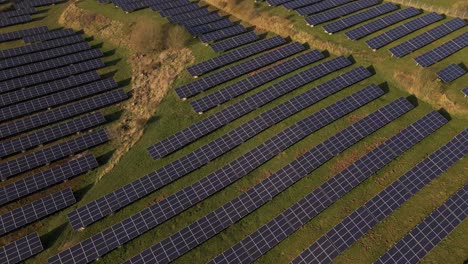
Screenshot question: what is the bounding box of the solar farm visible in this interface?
[0,0,466,263]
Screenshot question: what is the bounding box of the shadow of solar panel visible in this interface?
[160,3,200,17]
[0,154,98,206]
[376,183,468,264]
[187,36,285,77]
[167,7,210,23]
[345,7,421,40]
[23,28,77,43]
[285,114,455,264]
[437,64,466,83]
[67,65,369,231]
[54,85,383,264]
[297,0,354,16]
[14,0,66,8]
[0,89,126,140]
[0,15,32,28]
[0,188,76,236]
[0,233,43,264]
[0,129,108,180]
[181,12,223,28]
[0,7,36,19]
[199,25,248,43]
[306,0,381,26]
[187,18,235,36]
[284,0,323,10]
[210,32,259,52]
[0,58,104,93]
[0,26,48,43]
[414,32,468,67]
[152,56,352,159]
[0,112,106,158]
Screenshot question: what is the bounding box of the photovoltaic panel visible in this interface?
[463,87,468,97]
[0,112,106,158]
[0,233,43,264]
[322,3,398,34]
[123,86,395,264]
[266,0,294,6]
[199,25,248,43]
[67,65,370,231]
[345,7,421,40]
[296,0,354,16]
[0,15,32,28]
[0,58,104,93]
[14,0,66,8]
[0,129,109,180]
[167,8,210,23]
[376,184,468,264]
[389,18,467,57]
[366,12,443,50]
[284,0,323,10]
[190,50,325,113]
[0,7,36,19]
[414,32,468,67]
[0,155,98,206]
[23,28,77,43]
[186,18,234,36]
[53,84,383,264]
[305,0,381,26]
[0,188,76,236]
[176,42,305,98]
[437,64,466,83]
[0,26,48,43]
[150,56,352,159]
[151,0,193,12]
[210,32,259,52]
[159,3,200,17]
[0,89,126,140]
[291,129,467,264]
[211,100,446,264]
[180,13,223,28]
[187,36,286,77]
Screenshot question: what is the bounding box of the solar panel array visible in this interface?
[180,12,223,28]
[151,56,352,159]
[0,7,36,19]
[199,25,249,43]
[322,3,398,34]
[305,0,381,27]
[52,84,384,264]
[211,106,449,264]
[0,233,43,264]
[14,0,66,8]
[0,15,32,28]
[67,65,371,231]
[190,50,325,113]
[0,26,48,43]
[23,28,77,43]
[296,0,354,16]
[366,12,443,50]
[437,64,466,83]
[284,0,324,10]
[175,42,305,98]
[0,188,76,236]
[345,7,421,40]
[210,32,259,52]
[167,8,210,23]
[414,32,468,67]
[0,155,98,206]
[187,18,234,36]
[376,183,468,264]
[291,129,467,264]
[389,18,467,57]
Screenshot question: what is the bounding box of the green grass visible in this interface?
[0,1,466,264]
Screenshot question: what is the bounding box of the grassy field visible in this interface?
[0,1,466,264]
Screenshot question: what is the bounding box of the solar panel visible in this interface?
[414,32,468,67]
[366,12,443,50]
[0,58,104,93]
[0,129,109,180]
[151,56,352,159]
[0,233,43,264]
[390,18,467,57]
[266,0,294,6]
[159,3,200,17]
[199,25,248,43]
[209,110,446,263]
[305,0,381,26]
[0,90,126,140]
[186,18,235,36]
[187,36,286,77]
[14,0,66,7]
[291,129,467,264]
[67,66,371,231]
[296,0,353,16]
[0,188,76,236]
[176,42,305,98]
[322,3,398,34]
[284,0,323,10]
[23,28,77,43]
[0,155,98,206]
[345,7,421,40]
[0,78,117,122]
[190,50,325,113]
[167,7,210,23]
[0,7,36,19]
[123,85,395,264]
[180,13,223,28]
[376,183,468,264]
[0,112,106,158]
[0,26,48,43]
[210,32,259,52]
[463,87,468,97]
[0,15,32,28]
[437,64,466,83]
[53,84,383,264]
[151,0,193,12]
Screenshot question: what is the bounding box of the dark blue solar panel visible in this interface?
[210,32,259,52]
[0,233,43,264]
[284,0,323,10]
[414,32,468,67]
[0,26,48,43]
[296,0,354,16]
[305,0,380,26]
[437,64,466,83]
[199,25,248,43]
[0,15,32,28]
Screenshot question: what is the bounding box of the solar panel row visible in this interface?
[160,3,200,17]
[414,32,468,67]
[0,26,48,43]
[167,7,210,23]
[266,0,293,6]
[151,56,352,159]
[437,64,466,83]
[306,0,381,26]
[175,42,305,98]
[199,25,248,43]
[14,0,66,8]
[68,66,371,231]
[291,129,466,264]
[187,18,234,36]
[0,15,32,28]
[217,111,450,263]
[124,86,398,264]
[180,13,223,28]
[210,32,259,52]
[52,84,383,264]
[376,183,468,264]
[190,50,325,113]
[24,28,77,43]
[0,188,76,236]
[0,129,109,180]
[284,0,323,10]
[0,233,43,264]
[297,0,354,16]
[463,87,468,97]
[0,7,36,19]
[0,154,98,206]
